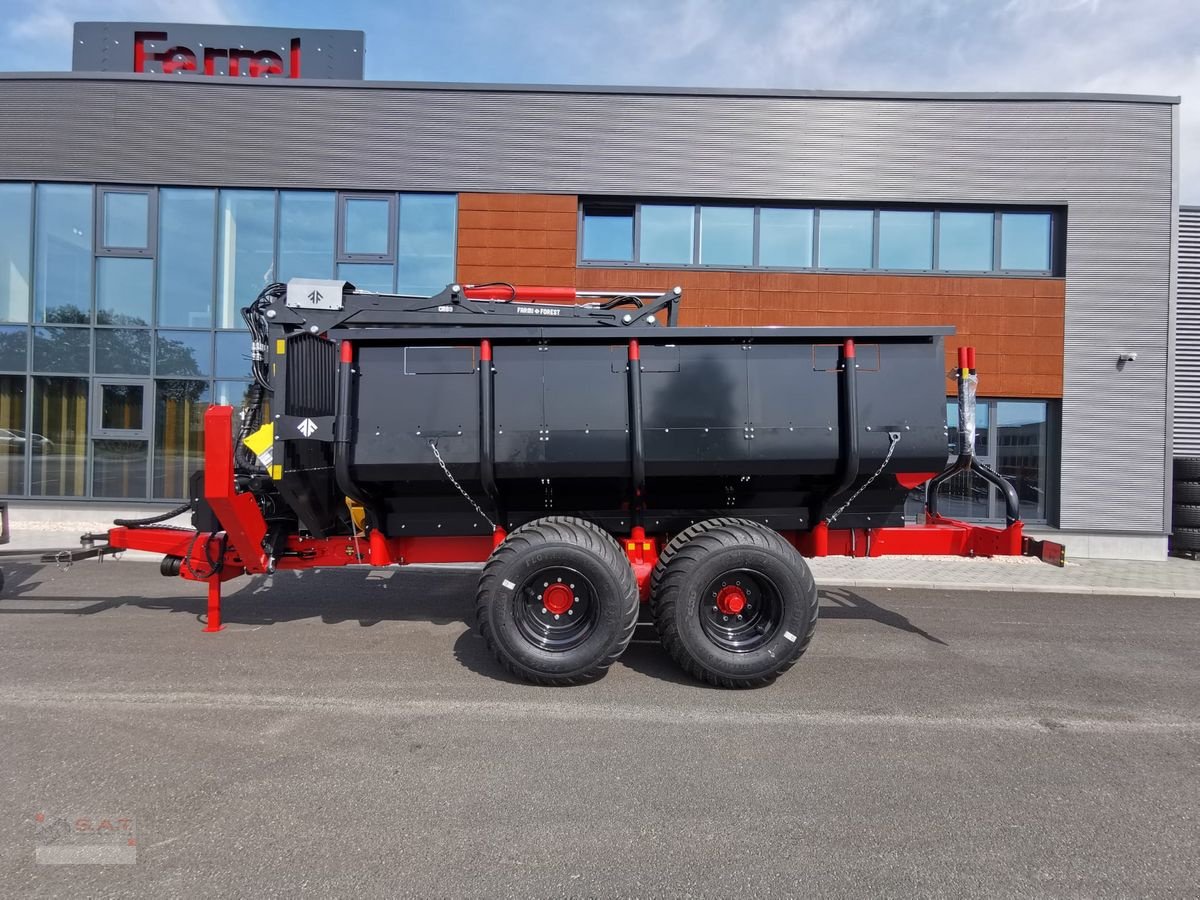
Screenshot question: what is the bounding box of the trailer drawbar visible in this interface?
[82,279,1064,687]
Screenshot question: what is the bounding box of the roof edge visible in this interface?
[0,71,1182,105]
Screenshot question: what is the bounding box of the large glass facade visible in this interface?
[0,181,457,500]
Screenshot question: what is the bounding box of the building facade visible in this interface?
[0,68,1178,557]
[1178,207,1200,460]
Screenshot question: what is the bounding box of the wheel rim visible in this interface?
[699,568,783,653]
[511,566,598,651]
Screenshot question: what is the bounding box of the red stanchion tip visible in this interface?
[628,339,640,361]
[480,339,492,362]
[340,341,353,363]
[844,339,856,359]
[966,347,976,369]
[957,346,969,369]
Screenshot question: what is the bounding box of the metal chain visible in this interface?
[823,432,901,526]
[429,440,497,530]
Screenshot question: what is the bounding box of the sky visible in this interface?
[2,0,1199,199]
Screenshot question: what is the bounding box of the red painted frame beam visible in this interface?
[203,405,268,573]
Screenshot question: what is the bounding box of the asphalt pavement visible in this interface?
[0,559,1197,898]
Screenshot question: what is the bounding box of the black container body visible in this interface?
[324,329,949,537]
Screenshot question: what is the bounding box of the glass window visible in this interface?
[996,400,1049,521]
[1000,213,1052,271]
[640,205,694,265]
[217,190,275,329]
[102,191,149,249]
[343,197,392,256]
[877,211,933,270]
[215,380,254,413]
[154,380,210,499]
[582,206,634,262]
[0,374,26,494]
[99,383,145,431]
[96,257,153,326]
[946,400,990,457]
[156,331,211,377]
[699,207,753,267]
[818,209,873,269]
[278,191,336,282]
[0,326,28,371]
[758,208,813,268]
[215,332,252,379]
[397,194,456,295]
[31,376,88,497]
[0,183,32,323]
[338,263,394,293]
[33,327,90,373]
[96,329,151,375]
[158,189,215,328]
[938,212,993,272]
[93,439,148,499]
[35,184,92,324]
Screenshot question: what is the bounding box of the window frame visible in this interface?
[578,199,1060,278]
[337,192,397,263]
[95,186,157,258]
[996,210,1056,274]
[578,201,637,265]
[91,377,151,439]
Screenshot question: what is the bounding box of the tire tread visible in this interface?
[650,521,818,689]
[476,516,638,686]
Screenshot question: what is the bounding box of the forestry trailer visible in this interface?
[76,279,1063,687]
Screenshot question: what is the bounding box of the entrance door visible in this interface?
[91,379,151,499]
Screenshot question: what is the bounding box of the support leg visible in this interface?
[204,576,224,633]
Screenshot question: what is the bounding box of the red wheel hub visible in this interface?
[542,582,575,615]
[715,584,747,615]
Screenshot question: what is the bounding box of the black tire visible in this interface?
[649,517,766,599]
[475,516,638,685]
[1173,527,1200,552]
[1173,505,1200,529]
[1174,482,1200,505]
[1173,457,1200,481]
[651,521,819,688]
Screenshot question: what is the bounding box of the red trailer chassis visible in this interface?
[105,343,1064,633]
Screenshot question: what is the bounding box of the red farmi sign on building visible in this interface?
[133,31,304,78]
[72,22,364,80]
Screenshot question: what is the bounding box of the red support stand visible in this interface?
[204,577,224,632]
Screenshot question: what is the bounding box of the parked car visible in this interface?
[0,429,55,451]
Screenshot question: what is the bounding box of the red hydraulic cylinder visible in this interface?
[461,285,580,302]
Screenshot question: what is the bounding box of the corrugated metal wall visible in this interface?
[0,75,1177,532]
[1178,207,1200,457]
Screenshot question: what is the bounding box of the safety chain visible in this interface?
[429,440,497,530]
[823,432,901,526]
